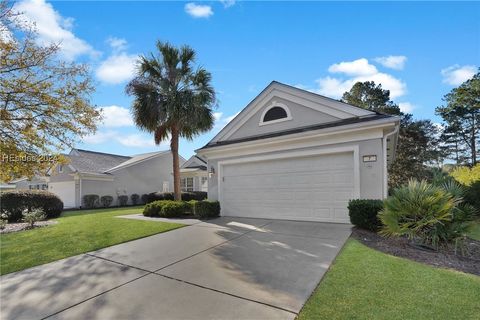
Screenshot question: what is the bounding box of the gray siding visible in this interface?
[80,153,175,206]
[206,138,385,202]
[228,97,340,141]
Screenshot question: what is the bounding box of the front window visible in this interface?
[181,177,194,192]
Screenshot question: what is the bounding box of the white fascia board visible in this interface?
[198,118,397,160]
[106,151,174,173]
[212,82,375,143]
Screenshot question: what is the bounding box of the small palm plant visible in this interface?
[379,179,474,251]
[126,41,216,201]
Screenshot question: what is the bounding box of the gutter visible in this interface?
[383,124,399,198]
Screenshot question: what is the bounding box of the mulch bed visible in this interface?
[0,221,58,234]
[351,228,480,276]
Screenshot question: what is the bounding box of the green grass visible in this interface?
[298,239,480,320]
[468,220,480,241]
[0,206,183,275]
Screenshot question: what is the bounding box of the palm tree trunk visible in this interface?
[171,129,182,201]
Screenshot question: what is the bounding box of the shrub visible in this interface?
[379,180,475,250]
[22,208,46,228]
[131,194,140,205]
[100,195,113,208]
[141,194,149,204]
[450,164,480,186]
[83,194,99,209]
[464,181,480,215]
[348,199,383,232]
[118,195,128,207]
[160,201,188,218]
[190,200,220,219]
[0,190,63,222]
[143,200,189,218]
[0,211,8,230]
[146,191,208,203]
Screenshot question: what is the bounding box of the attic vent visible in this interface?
[264,107,288,122]
[259,102,292,126]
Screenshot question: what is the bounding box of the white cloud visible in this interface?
[220,0,236,8]
[441,64,477,86]
[14,0,98,60]
[214,111,239,130]
[398,102,415,113]
[106,37,128,52]
[117,134,155,148]
[185,3,214,18]
[82,130,159,148]
[100,106,133,127]
[82,130,116,145]
[96,52,137,85]
[305,58,407,99]
[374,55,407,70]
[328,58,378,76]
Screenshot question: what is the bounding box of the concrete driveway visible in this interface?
[0,216,351,320]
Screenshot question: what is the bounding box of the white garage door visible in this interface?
[220,152,355,223]
[49,181,76,208]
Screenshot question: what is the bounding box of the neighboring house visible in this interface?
[180,155,208,192]
[14,149,184,208]
[197,81,400,223]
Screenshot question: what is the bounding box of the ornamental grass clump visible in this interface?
[379,180,475,252]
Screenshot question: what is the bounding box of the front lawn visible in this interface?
[298,239,480,320]
[0,206,183,275]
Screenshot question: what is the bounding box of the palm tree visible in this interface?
[126,41,216,201]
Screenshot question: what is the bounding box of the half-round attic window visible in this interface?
[263,106,288,122]
[259,102,292,126]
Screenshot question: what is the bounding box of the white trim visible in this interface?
[217,145,360,214]
[258,101,292,126]
[213,82,375,143]
[201,124,393,162]
[106,151,181,173]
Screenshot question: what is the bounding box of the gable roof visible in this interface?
[66,149,180,174]
[201,81,397,150]
[68,149,131,174]
[202,114,393,149]
[210,81,378,144]
[106,150,174,172]
[181,155,207,171]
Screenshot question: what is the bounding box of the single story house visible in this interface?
[15,149,184,208]
[180,155,208,192]
[197,81,400,223]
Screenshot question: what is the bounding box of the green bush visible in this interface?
[146,191,208,203]
[83,194,99,209]
[100,195,113,208]
[0,190,63,222]
[118,195,128,207]
[143,200,187,217]
[130,194,140,205]
[379,180,475,250]
[348,199,383,232]
[464,181,480,216]
[160,201,188,218]
[190,200,220,218]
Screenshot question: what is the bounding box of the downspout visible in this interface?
[79,174,82,208]
[383,125,399,198]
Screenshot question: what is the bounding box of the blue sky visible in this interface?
[14,1,480,158]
